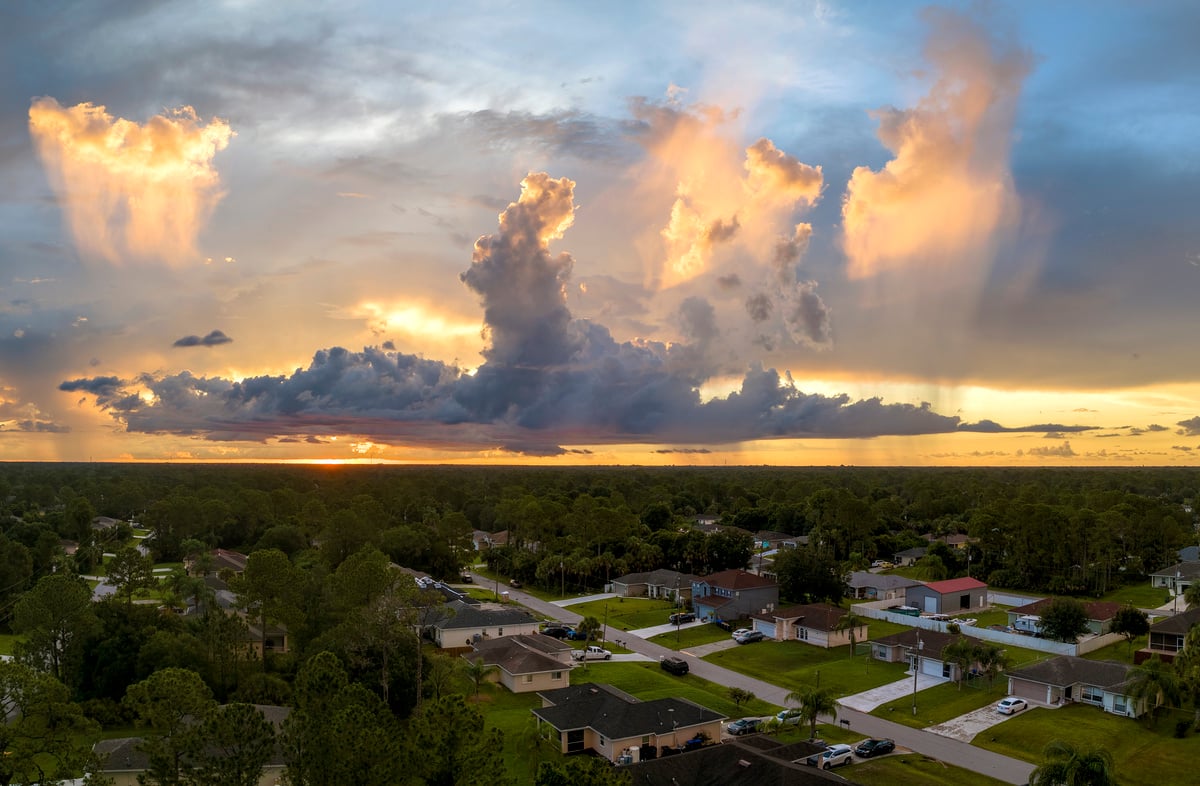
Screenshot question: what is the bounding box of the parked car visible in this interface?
[726,718,761,736]
[668,612,696,625]
[460,572,473,583]
[660,656,689,676]
[775,709,803,726]
[996,697,1027,715]
[806,744,854,769]
[871,560,894,569]
[734,630,764,644]
[541,625,572,639]
[508,579,522,588]
[730,628,753,640]
[854,738,895,758]
[571,645,612,661]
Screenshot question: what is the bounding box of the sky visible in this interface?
[2,0,1199,466]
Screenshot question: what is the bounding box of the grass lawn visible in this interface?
[1097,583,1171,609]
[473,683,551,783]
[871,679,1010,729]
[852,754,1012,786]
[648,624,731,649]
[704,640,911,697]
[1081,634,1146,664]
[564,597,676,631]
[975,703,1200,786]
[568,661,778,718]
[957,607,1010,629]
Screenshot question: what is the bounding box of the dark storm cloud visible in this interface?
[745,293,772,323]
[960,420,1095,434]
[173,330,232,348]
[1024,442,1076,458]
[654,448,711,454]
[716,274,742,290]
[1176,417,1200,436]
[62,173,1096,451]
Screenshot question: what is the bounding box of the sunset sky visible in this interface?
[2,1,1199,466]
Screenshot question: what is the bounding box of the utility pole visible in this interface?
[912,633,923,716]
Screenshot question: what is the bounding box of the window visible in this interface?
[1080,685,1103,705]
[498,627,503,636]
[797,627,809,640]
[642,736,650,745]
[599,736,606,747]
[1114,697,1128,715]
[523,675,533,683]
[942,662,953,678]
[551,671,563,680]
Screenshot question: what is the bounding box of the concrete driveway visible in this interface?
[839,673,947,712]
[926,702,1026,742]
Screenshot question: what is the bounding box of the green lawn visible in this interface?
[975,703,1200,786]
[474,683,551,783]
[568,661,778,718]
[563,597,676,631]
[852,754,1011,786]
[871,679,1010,729]
[704,640,911,697]
[1096,583,1171,609]
[648,623,731,649]
[1081,634,1146,664]
[956,607,1010,629]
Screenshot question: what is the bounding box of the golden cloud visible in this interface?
[29,97,233,265]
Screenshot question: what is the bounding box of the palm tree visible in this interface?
[1183,581,1200,610]
[1173,626,1200,727]
[786,686,837,741]
[1030,740,1116,786]
[942,637,976,691]
[975,642,1009,690]
[834,608,865,660]
[462,657,496,697]
[1126,656,1183,727]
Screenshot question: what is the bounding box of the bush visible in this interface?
[1175,719,1191,739]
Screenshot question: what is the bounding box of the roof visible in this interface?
[894,547,928,558]
[208,548,248,572]
[751,603,857,632]
[869,628,958,658]
[533,683,725,738]
[1009,655,1132,692]
[95,705,290,773]
[629,736,842,785]
[694,569,778,591]
[612,568,699,588]
[1150,561,1200,580]
[1009,598,1122,621]
[431,599,537,630]
[845,571,924,591]
[467,636,570,676]
[920,577,987,594]
[1149,606,1200,636]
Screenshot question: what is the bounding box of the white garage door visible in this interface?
[924,596,939,614]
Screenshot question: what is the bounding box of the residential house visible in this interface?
[893,546,928,567]
[428,599,541,649]
[1137,606,1200,664]
[1149,561,1200,598]
[464,634,573,693]
[1006,599,1122,636]
[610,569,697,604]
[1007,656,1144,717]
[93,705,289,785]
[905,577,988,615]
[845,571,923,601]
[186,548,249,578]
[629,736,842,784]
[870,628,960,680]
[532,683,725,763]
[691,569,779,623]
[750,603,867,648]
[472,529,509,551]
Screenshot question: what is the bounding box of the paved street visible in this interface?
[463,571,1036,784]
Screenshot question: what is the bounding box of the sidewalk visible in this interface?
[839,672,947,712]
[552,592,616,607]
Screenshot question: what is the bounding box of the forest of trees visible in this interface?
[0,463,1195,783]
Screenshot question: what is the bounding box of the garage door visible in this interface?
[1009,678,1046,704]
[924,596,939,614]
[754,620,777,639]
[921,657,943,678]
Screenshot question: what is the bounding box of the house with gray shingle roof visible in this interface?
[610,568,698,604]
[428,598,541,649]
[532,683,725,763]
[1007,655,1144,717]
[1138,606,1200,664]
[750,603,867,648]
[464,633,573,693]
[846,570,923,601]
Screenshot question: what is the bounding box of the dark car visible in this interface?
[541,626,571,639]
[668,612,696,625]
[854,738,895,758]
[508,579,521,588]
[734,630,764,644]
[726,718,761,736]
[660,656,689,676]
[460,572,473,583]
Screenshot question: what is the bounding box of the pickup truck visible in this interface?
[571,645,612,661]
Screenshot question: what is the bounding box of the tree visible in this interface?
[0,661,100,786]
[942,637,976,691]
[187,703,276,786]
[410,693,513,786]
[534,758,631,786]
[786,686,836,741]
[463,657,496,697]
[1183,580,1200,610]
[1039,597,1090,643]
[728,686,754,707]
[774,547,845,605]
[1173,626,1200,727]
[1030,740,1116,786]
[1127,656,1182,727]
[833,608,864,660]
[577,616,602,642]
[1109,605,1150,654]
[230,549,301,672]
[124,667,217,786]
[12,573,99,685]
[106,546,156,607]
[975,642,1009,689]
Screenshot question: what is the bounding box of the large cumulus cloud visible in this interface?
[61,173,1092,454]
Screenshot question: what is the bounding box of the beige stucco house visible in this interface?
[464,633,574,693]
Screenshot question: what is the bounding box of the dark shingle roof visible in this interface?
[845,571,923,591]
[695,569,777,591]
[1009,655,1132,691]
[432,599,537,630]
[467,635,571,675]
[1149,606,1200,636]
[629,737,842,785]
[870,628,957,658]
[533,683,724,738]
[751,603,855,632]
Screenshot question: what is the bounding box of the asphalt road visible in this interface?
[465,572,1035,785]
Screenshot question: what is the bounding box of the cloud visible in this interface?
[173,330,233,348]
[61,173,1089,453]
[28,97,233,265]
[654,448,711,454]
[1176,416,1200,436]
[1024,441,1076,458]
[841,7,1031,280]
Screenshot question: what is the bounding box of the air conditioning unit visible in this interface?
[628,746,640,763]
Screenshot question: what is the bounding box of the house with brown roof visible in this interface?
[532,683,725,763]
[1007,655,1144,717]
[1006,598,1122,636]
[1137,606,1200,664]
[870,628,960,680]
[610,569,698,604]
[691,569,779,623]
[905,577,988,615]
[464,633,573,693]
[750,603,866,648]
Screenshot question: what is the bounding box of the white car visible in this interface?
[775,709,803,726]
[731,628,752,640]
[571,645,612,661]
[806,743,853,770]
[996,697,1027,715]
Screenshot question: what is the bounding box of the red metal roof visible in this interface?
[922,577,987,594]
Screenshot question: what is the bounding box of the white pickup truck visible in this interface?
[571,645,612,661]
